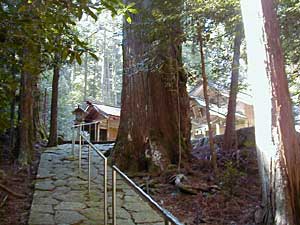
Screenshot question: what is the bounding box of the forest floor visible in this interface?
[0,145,42,225]
[0,143,260,225]
[132,146,261,225]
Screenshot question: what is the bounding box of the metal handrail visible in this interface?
[71,121,101,155]
[112,165,183,225]
[78,131,108,225]
[72,121,100,128]
[73,124,182,225]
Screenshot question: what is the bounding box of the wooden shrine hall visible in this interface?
[72,101,121,141]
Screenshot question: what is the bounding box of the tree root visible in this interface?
[0,183,26,198]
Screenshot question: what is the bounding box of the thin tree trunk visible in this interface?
[83,52,88,101]
[223,23,243,151]
[72,62,76,83]
[102,29,110,104]
[42,88,48,127]
[197,26,217,172]
[48,64,60,147]
[9,95,16,157]
[9,72,16,158]
[92,60,97,98]
[241,0,300,224]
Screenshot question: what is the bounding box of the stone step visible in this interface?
[29,144,166,225]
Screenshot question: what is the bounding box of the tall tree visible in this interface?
[222,22,243,151]
[241,0,300,224]
[48,60,60,147]
[197,25,217,172]
[0,0,129,163]
[83,52,88,101]
[19,43,40,165]
[114,0,191,172]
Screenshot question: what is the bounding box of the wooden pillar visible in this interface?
[97,123,100,141]
[107,118,109,141]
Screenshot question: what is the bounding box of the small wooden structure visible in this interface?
[189,83,254,139]
[72,102,120,141]
[72,105,86,123]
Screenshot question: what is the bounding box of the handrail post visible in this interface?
[104,158,108,225]
[88,145,91,193]
[89,124,91,140]
[74,130,181,225]
[71,127,75,156]
[165,220,172,225]
[112,169,117,225]
[79,124,82,174]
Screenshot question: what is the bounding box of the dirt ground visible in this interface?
[133,147,261,225]
[0,148,40,225]
[0,145,260,225]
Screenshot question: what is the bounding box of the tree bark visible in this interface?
[241,0,300,224]
[42,88,48,127]
[197,26,217,172]
[18,46,38,165]
[48,64,60,147]
[113,0,191,173]
[32,76,45,141]
[9,72,16,158]
[222,23,243,151]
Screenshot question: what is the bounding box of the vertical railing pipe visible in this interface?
[88,145,91,193]
[104,158,108,225]
[79,125,82,173]
[71,127,75,156]
[112,169,117,225]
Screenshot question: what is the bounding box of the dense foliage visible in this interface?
[0,0,299,156]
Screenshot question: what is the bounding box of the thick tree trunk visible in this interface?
[48,64,60,147]
[198,27,217,172]
[222,23,243,151]
[241,0,300,224]
[18,47,37,165]
[114,0,191,173]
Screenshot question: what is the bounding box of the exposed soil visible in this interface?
[0,146,41,225]
[133,147,261,225]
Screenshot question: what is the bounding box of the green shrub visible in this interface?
[220,161,245,196]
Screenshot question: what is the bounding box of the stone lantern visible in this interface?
[72,105,86,124]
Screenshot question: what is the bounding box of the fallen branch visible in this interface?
[170,174,198,195]
[0,184,26,198]
[176,182,198,195]
[195,184,221,193]
[0,194,8,208]
[169,174,220,195]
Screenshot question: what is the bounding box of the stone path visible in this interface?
[29,144,165,225]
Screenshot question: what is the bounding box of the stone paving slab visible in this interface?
[29,144,165,225]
